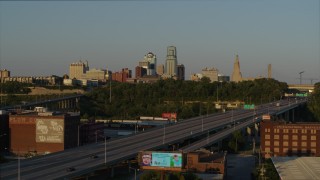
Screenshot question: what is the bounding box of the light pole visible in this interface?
[104,136,107,165]
[129,167,139,180]
[299,71,304,85]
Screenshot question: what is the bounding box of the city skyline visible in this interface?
[0,0,319,84]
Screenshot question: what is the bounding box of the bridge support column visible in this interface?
[292,109,295,122]
[285,111,289,121]
[111,167,114,178]
[246,127,252,136]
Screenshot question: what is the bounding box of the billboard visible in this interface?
[162,113,177,120]
[140,151,183,171]
[36,119,64,143]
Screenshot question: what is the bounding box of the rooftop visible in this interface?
[271,157,320,180]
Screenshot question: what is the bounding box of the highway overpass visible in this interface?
[0,99,307,179]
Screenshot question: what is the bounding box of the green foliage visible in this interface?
[308,82,320,121]
[0,82,32,94]
[228,130,245,153]
[80,78,289,120]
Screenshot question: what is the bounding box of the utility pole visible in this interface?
[299,71,304,85]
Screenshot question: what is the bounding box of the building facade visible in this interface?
[261,120,320,158]
[157,64,165,76]
[9,111,80,155]
[177,64,185,80]
[69,60,89,79]
[0,69,10,78]
[202,67,219,82]
[112,68,132,82]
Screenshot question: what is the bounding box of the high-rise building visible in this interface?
[231,54,242,82]
[137,52,157,77]
[202,67,219,82]
[177,64,185,80]
[69,60,89,79]
[165,46,177,76]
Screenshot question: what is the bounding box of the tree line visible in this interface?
[79,78,289,120]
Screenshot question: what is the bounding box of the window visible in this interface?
[311,136,317,140]
[292,135,298,140]
[265,147,270,152]
[274,129,279,133]
[283,135,289,140]
[265,128,271,133]
[301,135,307,140]
[265,141,270,146]
[292,141,298,146]
[311,130,317,134]
[301,142,307,147]
[283,141,288,146]
[265,134,270,139]
[301,129,307,134]
[292,129,298,133]
[274,135,279,140]
[283,148,288,153]
[311,142,317,147]
[274,148,279,153]
[274,141,279,146]
[283,129,289,133]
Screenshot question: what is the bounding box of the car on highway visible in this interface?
[89,154,98,159]
[66,167,75,172]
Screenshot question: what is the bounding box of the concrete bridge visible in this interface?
[0,98,307,179]
[288,84,314,92]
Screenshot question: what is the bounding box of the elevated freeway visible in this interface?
[0,99,307,179]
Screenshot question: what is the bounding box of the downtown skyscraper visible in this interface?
[165,46,177,76]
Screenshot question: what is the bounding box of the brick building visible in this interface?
[261,119,320,158]
[186,150,226,177]
[9,111,80,155]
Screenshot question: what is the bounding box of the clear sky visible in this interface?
[0,0,319,84]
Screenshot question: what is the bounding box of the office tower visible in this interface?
[138,52,157,76]
[69,60,88,79]
[177,64,185,80]
[157,64,164,76]
[231,54,242,82]
[268,64,272,79]
[202,67,219,82]
[165,46,177,76]
[144,52,157,76]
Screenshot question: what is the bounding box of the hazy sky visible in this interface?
[0,0,319,84]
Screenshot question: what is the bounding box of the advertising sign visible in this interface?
[162,113,177,120]
[36,119,64,143]
[140,151,183,171]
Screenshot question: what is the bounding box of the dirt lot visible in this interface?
[28,87,84,95]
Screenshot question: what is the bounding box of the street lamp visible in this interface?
[299,71,304,85]
[104,136,107,165]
